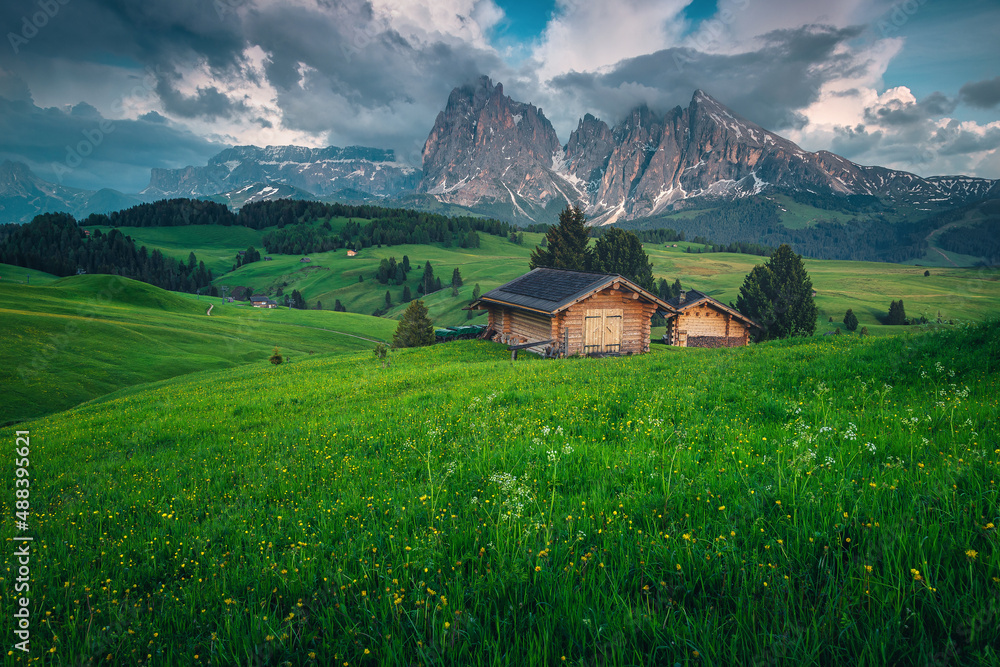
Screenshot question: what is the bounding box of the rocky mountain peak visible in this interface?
[418,77,568,219]
[419,78,997,225]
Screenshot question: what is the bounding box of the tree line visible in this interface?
[624,197,933,262]
[81,198,512,254]
[0,213,213,293]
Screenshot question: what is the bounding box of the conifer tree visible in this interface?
[591,228,654,289]
[529,205,592,271]
[392,300,435,348]
[451,267,463,288]
[887,299,907,325]
[735,244,817,340]
[843,308,859,331]
[422,261,435,294]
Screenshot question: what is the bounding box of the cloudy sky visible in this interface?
[1,0,998,192]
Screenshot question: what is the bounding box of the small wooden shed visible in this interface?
[469,268,675,356]
[661,289,758,347]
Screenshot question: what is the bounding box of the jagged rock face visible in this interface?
[419,76,567,213]
[143,145,420,198]
[562,113,614,194]
[424,83,998,224]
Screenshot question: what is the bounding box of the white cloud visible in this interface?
[369,0,504,49]
[531,0,690,80]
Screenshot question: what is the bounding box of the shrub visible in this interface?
[269,347,283,365]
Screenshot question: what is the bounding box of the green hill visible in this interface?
[1,322,997,664]
[0,275,397,424]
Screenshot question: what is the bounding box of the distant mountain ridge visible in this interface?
[0,160,142,224]
[2,77,997,228]
[142,145,420,199]
[418,78,998,225]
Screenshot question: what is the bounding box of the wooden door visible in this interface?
[584,309,623,354]
[604,311,622,352]
[584,311,603,354]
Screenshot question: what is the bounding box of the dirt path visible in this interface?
[924,221,963,268]
[206,304,214,316]
[930,247,959,267]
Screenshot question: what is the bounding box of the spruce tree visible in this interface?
[472,283,481,300]
[887,299,907,325]
[392,300,435,348]
[422,261,435,294]
[591,228,654,289]
[735,244,818,340]
[402,285,412,302]
[529,205,592,271]
[843,308,859,331]
[451,267,462,288]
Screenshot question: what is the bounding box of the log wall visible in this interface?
[666,302,751,347]
[560,288,655,355]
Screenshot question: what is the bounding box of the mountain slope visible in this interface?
[418,76,577,223]
[420,84,998,225]
[0,161,143,223]
[143,145,421,199]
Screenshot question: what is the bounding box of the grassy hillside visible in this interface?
[0,261,60,285]
[82,224,267,276]
[644,245,1000,332]
[2,322,997,665]
[0,275,397,424]
[71,215,1000,330]
[216,232,546,325]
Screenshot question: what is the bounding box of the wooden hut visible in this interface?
[469,268,675,356]
[661,289,758,347]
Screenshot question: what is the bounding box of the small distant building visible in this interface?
[263,256,273,261]
[661,289,757,348]
[346,250,357,257]
[469,268,675,357]
[300,257,312,263]
[84,230,91,237]
[250,295,278,309]
[238,250,247,256]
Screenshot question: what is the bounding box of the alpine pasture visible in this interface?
[1,319,998,665]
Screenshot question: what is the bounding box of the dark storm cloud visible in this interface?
[234,0,506,157]
[0,0,247,70]
[959,76,1000,109]
[155,77,248,120]
[0,93,222,191]
[0,0,509,182]
[934,119,1000,156]
[546,25,865,133]
[863,91,958,126]
[830,124,884,158]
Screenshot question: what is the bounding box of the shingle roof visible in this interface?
[662,289,759,327]
[663,289,710,309]
[474,267,673,315]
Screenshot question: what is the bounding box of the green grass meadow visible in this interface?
[1,322,998,664]
[0,276,397,425]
